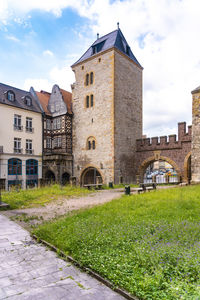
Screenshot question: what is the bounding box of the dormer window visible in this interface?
[24,96,32,106]
[7,91,15,102]
[126,45,130,56]
[92,40,105,55]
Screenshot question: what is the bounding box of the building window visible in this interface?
[7,91,15,101]
[85,73,89,86]
[46,137,52,149]
[92,40,105,54]
[126,45,130,56]
[87,137,96,150]
[14,114,22,131]
[14,138,22,153]
[26,139,33,154]
[26,159,38,175]
[90,72,94,84]
[86,95,90,108]
[91,94,94,107]
[53,118,61,130]
[54,136,62,148]
[8,158,22,175]
[46,119,51,130]
[24,96,32,106]
[92,140,95,149]
[26,117,33,132]
[85,94,94,108]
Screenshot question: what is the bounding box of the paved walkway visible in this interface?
[0,214,125,300]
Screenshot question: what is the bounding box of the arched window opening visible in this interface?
[8,158,22,175]
[85,73,89,86]
[92,140,95,149]
[26,159,38,175]
[87,137,96,150]
[90,72,94,84]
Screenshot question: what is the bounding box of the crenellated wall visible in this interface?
[135,122,192,182]
[136,122,191,151]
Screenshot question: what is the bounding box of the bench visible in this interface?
[137,183,157,194]
[83,184,103,190]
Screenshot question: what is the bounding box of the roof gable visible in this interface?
[72,28,142,68]
[36,85,72,116]
[0,82,42,113]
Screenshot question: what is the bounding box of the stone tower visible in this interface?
[71,27,143,185]
[191,86,200,183]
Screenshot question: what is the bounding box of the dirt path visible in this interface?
[2,185,178,228]
[3,190,123,227]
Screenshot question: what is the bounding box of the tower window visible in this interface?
[92,140,95,149]
[87,137,96,150]
[86,95,90,108]
[126,45,130,56]
[92,40,105,55]
[90,72,94,84]
[85,73,89,86]
[85,94,94,108]
[90,94,94,107]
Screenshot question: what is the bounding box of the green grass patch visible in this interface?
[2,184,91,209]
[33,185,200,299]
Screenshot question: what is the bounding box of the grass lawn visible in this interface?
[2,184,91,209]
[33,185,200,299]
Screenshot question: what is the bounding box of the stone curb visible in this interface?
[32,234,139,300]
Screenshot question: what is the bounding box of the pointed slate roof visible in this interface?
[71,28,142,68]
[191,85,200,94]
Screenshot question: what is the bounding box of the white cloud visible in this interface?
[6,35,20,42]
[23,78,53,93]
[43,50,54,57]
[2,0,200,137]
[50,65,75,91]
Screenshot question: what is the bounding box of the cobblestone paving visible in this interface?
[0,214,124,300]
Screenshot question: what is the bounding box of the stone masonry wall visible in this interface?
[114,50,143,183]
[72,50,115,184]
[191,90,200,183]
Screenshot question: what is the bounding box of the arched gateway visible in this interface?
[81,167,103,186]
[136,122,192,183]
[45,170,55,184]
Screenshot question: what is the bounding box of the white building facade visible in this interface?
[0,83,43,190]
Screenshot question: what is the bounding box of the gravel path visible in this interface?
[3,190,123,225]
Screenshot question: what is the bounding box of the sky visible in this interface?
[0,0,200,137]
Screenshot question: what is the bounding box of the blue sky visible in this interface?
[1,0,200,137]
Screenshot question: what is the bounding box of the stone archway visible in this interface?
[61,172,70,185]
[81,167,103,186]
[45,170,55,184]
[183,152,191,183]
[138,155,181,182]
